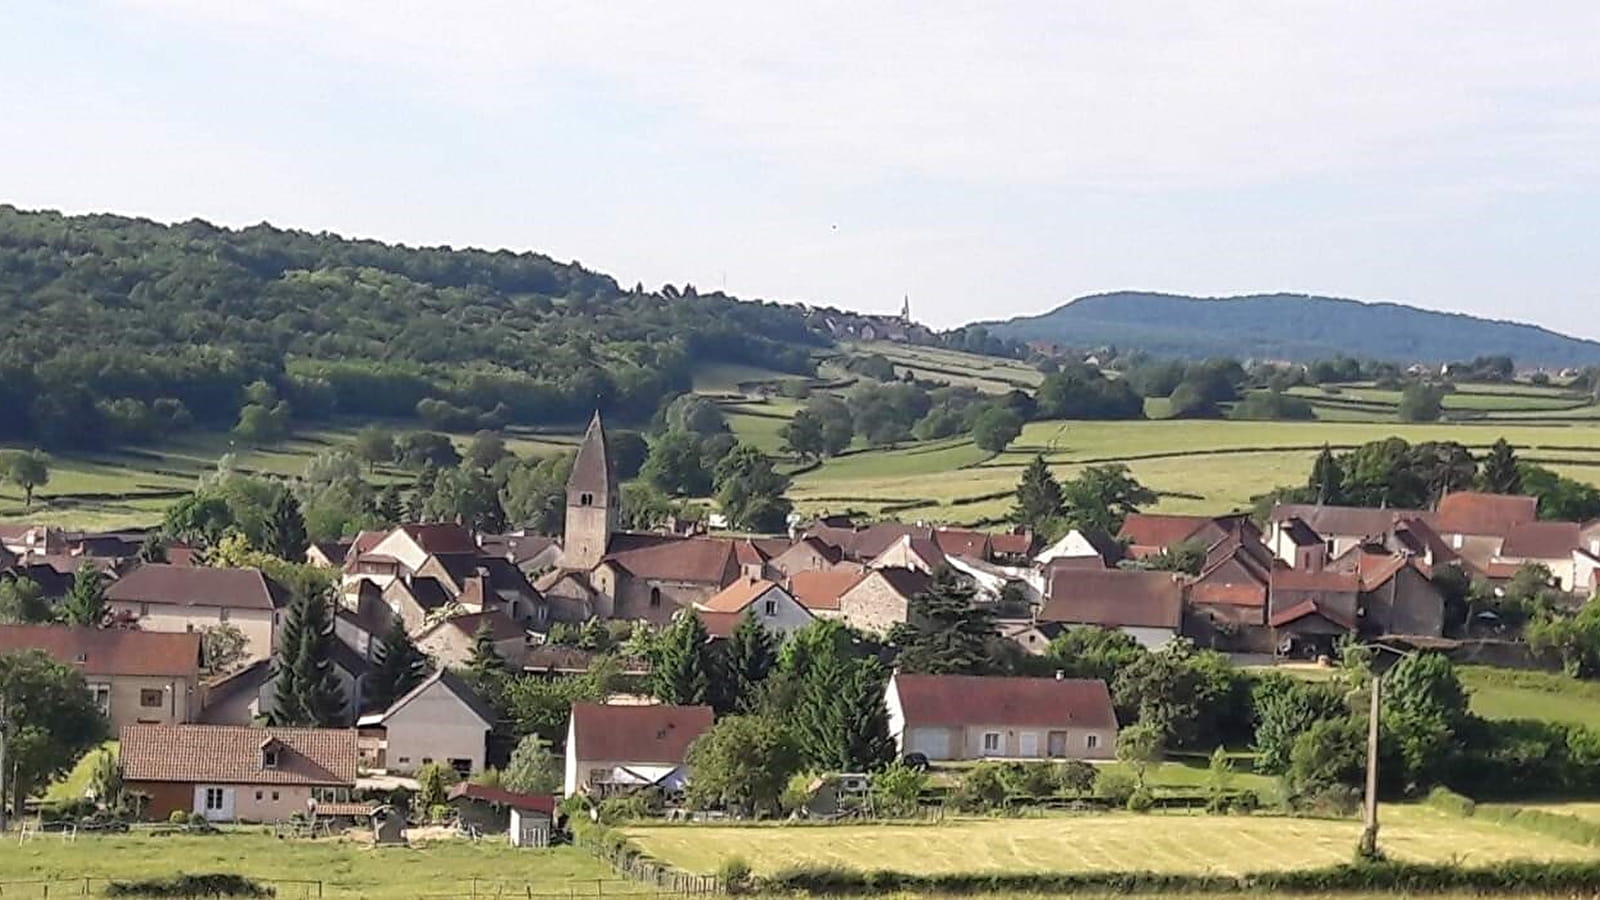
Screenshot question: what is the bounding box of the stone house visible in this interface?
[563,703,714,798]
[120,723,357,823]
[105,564,287,662]
[837,567,932,635]
[0,624,202,731]
[885,672,1117,762]
[414,609,528,669]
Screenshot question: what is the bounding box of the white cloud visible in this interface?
[116,0,1600,189]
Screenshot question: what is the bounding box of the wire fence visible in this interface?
[0,879,714,899]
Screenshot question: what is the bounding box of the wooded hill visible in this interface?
[983,292,1600,366]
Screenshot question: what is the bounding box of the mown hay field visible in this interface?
[624,806,1598,877]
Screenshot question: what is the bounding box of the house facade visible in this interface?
[105,564,285,662]
[693,577,815,638]
[1036,569,1184,649]
[0,625,202,731]
[885,672,1117,762]
[837,568,931,635]
[120,723,357,822]
[356,669,495,776]
[563,703,714,798]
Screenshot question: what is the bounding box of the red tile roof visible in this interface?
[699,577,787,613]
[1434,492,1539,537]
[932,529,991,560]
[1271,569,1362,593]
[603,534,737,584]
[786,568,865,611]
[568,703,714,765]
[106,564,286,610]
[694,610,742,639]
[399,523,480,556]
[1038,569,1184,630]
[1269,504,1430,538]
[120,724,357,786]
[0,625,201,678]
[1499,522,1582,560]
[989,530,1038,557]
[1117,514,1214,550]
[1189,581,1267,607]
[890,673,1116,730]
[1269,599,1356,630]
[447,782,555,814]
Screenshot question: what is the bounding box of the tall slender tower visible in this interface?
[900,294,911,323]
[563,411,617,570]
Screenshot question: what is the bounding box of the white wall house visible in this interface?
[356,669,495,776]
[885,672,1117,762]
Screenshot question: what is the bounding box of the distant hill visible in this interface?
[982,292,1600,366]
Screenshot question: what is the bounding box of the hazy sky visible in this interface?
[4,3,1599,336]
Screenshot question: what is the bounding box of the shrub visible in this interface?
[1125,788,1155,813]
[953,762,1009,812]
[718,856,754,894]
[1425,786,1476,818]
[597,795,652,824]
[1232,790,1261,814]
[105,874,272,898]
[1096,769,1137,805]
[168,809,190,825]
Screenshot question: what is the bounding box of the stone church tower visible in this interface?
[563,411,617,570]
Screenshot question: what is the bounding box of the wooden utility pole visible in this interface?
[0,695,9,832]
[1358,672,1381,858]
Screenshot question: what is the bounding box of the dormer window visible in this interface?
[263,748,280,769]
[74,652,88,664]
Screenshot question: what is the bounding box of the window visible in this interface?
[763,599,777,617]
[255,791,263,801]
[74,652,88,664]
[314,787,349,804]
[579,492,593,507]
[271,792,280,801]
[649,587,662,608]
[204,788,225,811]
[140,688,164,708]
[262,748,280,769]
[1452,534,1464,549]
[982,732,1001,753]
[90,684,111,714]
[450,758,472,777]
[397,757,411,766]
[1086,735,1099,750]
[219,607,230,623]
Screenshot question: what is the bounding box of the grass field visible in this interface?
[1458,666,1600,729]
[624,805,1598,877]
[0,831,618,899]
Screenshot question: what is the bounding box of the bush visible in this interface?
[718,856,754,894]
[105,875,272,898]
[168,809,190,825]
[1096,769,1137,805]
[597,795,652,824]
[1232,790,1260,814]
[953,763,1009,812]
[1425,786,1476,818]
[1125,788,1155,813]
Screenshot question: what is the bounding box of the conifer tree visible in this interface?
[271,587,346,726]
[724,611,776,712]
[1309,444,1344,505]
[651,613,712,706]
[366,615,432,712]
[1479,438,1522,495]
[792,644,894,772]
[1012,454,1064,534]
[265,489,308,561]
[375,484,404,526]
[60,563,107,627]
[890,566,995,676]
[467,619,511,681]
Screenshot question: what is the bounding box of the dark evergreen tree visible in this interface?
[466,618,511,682]
[59,563,107,627]
[1012,454,1064,534]
[1308,444,1344,505]
[725,611,777,712]
[265,489,308,561]
[651,613,712,706]
[271,588,346,726]
[375,483,404,526]
[366,615,432,712]
[1479,438,1522,495]
[890,566,996,675]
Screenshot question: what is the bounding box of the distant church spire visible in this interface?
[900,294,911,322]
[563,410,617,570]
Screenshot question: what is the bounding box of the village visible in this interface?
[3,406,1599,896]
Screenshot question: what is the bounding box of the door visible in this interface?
[195,785,235,821]
[1047,731,1068,757]
[1018,732,1040,758]
[907,728,948,759]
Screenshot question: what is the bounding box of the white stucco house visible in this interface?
[885,672,1117,762]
